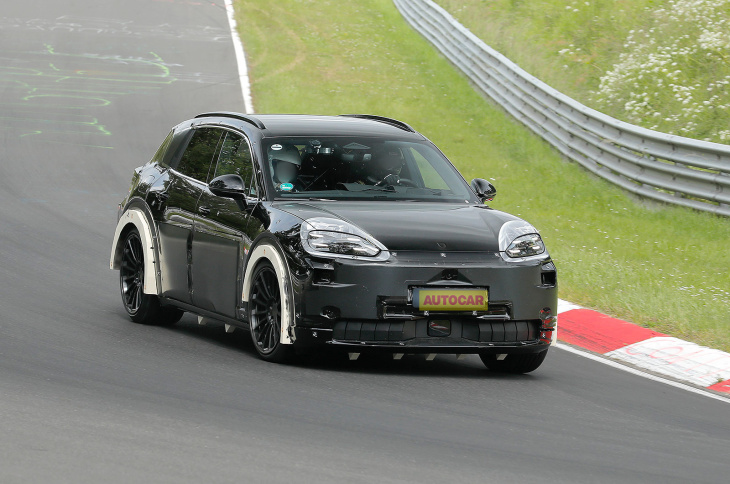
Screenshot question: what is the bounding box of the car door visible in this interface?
[156,126,222,303]
[191,129,257,318]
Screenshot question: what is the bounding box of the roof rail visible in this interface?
[195,112,266,129]
[338,114,415,133]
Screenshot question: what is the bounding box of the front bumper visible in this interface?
[295,320,552,355]
[291,251,557,353]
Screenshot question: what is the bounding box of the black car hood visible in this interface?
[274,201,523,252]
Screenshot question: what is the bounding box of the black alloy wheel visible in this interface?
[120,231,145,315]
[119,228,183,325]
[248,261,293,362]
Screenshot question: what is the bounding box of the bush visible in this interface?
[592,0,730,142]
[438,0,730,144]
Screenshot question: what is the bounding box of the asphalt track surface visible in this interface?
[1,1,728,483]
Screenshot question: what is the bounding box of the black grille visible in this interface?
[462,321,537,342]
[333,321,416,342]
[332,320,538,343]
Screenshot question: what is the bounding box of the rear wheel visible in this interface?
[119,228,183,326]
[248,260,294,363]
[480,350,548,374]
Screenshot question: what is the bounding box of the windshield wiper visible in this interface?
[359,186,396,192]
[424,188,454,196]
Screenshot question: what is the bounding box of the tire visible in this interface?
[480,350,548,374]
[119,228,183,326]
[247,260,294,363]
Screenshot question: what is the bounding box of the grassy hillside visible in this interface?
[234,0,730,351]
[437,0,730,143]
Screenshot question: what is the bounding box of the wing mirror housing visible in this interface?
[209,174,247,202]
[470,178,496,202]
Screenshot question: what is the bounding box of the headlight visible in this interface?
[307,231,380,256]
[498,220,547,261]
[300,217,389,260]
[505,234,545,258]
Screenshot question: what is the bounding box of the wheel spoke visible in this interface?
[123,283,132,304]
[136,284,143,310]
[250,292,263,306]
[132,239,141,264]
[253,281,270,305]
[252,309,268,318]
[258,321,270,347]
[266,321,275,350]
[258,277,272,301]
[126,239,138,265]
[271,321,279,347]
[266,272,279,300]
[130,284,138,310]
[121,258,135,272]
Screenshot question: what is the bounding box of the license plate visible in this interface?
[412,288,488,311]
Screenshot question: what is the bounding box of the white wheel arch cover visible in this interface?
[242,242,296,345]
[109,208,159,295]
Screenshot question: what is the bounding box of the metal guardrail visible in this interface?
[394,0,730,217]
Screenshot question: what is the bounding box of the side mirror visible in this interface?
[470,178,496,202]
[209,174,247,201]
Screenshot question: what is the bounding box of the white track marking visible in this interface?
[607,337,730,387]
[556,343,730,404]
[557,298,582,313]
[224,0,254,113]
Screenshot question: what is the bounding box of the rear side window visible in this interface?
[162,127,193,169]
[150,130,174,167]
[176,128,222,181]
[212,131,257,196]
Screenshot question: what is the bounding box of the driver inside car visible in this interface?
[270,144,302,192]
[355,145,406,186]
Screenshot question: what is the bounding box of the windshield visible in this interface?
[262,136,477,202]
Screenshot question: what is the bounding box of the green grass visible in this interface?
[234,0,730,351]
[436,0,730,142]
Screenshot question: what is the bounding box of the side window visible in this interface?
[212,131,257,196]
[410,147,449,189]
[163,127,193,170]
[151,130,174,167]
[176,128,222,181]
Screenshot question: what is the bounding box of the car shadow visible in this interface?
[164,314,539,381]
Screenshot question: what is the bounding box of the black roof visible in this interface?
[194,112,424,139]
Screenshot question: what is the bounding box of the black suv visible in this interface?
[110,113,557,373]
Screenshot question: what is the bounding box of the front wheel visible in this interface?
[248,260,294,363]
[480,350,548,374]
[119,228,183,326]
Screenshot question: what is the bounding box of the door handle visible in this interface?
[198,206,211,216]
